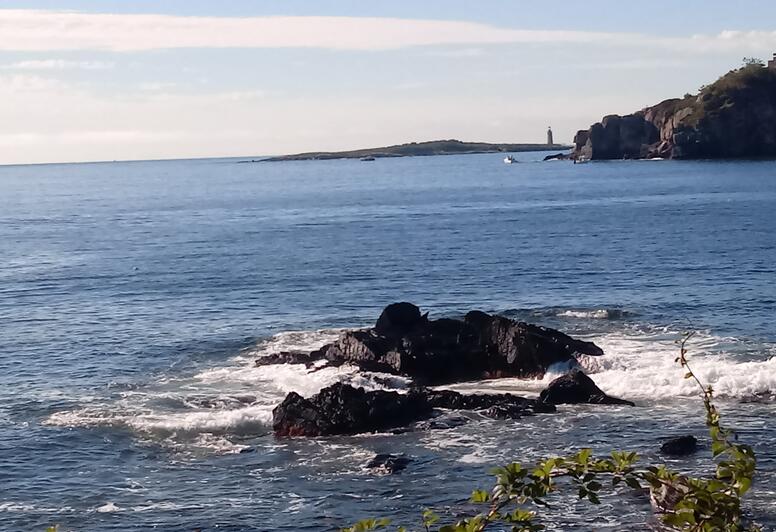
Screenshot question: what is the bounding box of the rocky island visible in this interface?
[573,60,776,160]
[258,139,571,162]
[266,302,633,438]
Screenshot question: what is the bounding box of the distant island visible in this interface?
[256,139,572,162]
[573,57,776,160]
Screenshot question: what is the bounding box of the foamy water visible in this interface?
[44,328,415,453]
[45,322,776,457]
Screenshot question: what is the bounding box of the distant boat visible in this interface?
[360,156,376,162]
[503,155,517,164]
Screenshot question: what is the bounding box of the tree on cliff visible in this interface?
[742,57,765,67]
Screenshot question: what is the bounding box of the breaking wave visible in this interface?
[433,326,776,403]
[45,328,409,453]
[45,322,775,454]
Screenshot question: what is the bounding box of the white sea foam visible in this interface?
[96,502,121,513]
[44,328,411,452]
[0,502,75,514]
[584,331,776,401]
[556,309,615,319]
[440,328,775,402]
[44,325,776,455]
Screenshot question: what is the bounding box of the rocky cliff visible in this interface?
[573,64,776,160]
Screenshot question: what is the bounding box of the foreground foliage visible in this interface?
[344,332,759,532]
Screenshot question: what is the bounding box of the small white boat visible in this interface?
[503,155,517,164]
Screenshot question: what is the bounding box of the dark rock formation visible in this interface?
[539,369,635,406]
[412,415,471,431]
[272,383,430,437]
[272,383,554,437]
[365,453,411,474]
[312,303,604,385]
[255,350,324,368]
[660,435,698,456]
[573,65,776,160]
[465,310,603,380]
[424,388,556,415]
[575,115,659,161]
[374,302,427,336]
[543,152,571,161]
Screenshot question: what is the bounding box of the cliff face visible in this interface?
[574,65,776,160]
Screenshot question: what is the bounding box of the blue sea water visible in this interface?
[1,152,775,530]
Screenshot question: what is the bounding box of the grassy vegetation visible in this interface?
[683,63,776,128]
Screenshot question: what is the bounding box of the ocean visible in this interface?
[1,152,775,530]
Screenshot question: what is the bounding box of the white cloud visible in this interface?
[0,73,69,92]
[2,59,114,70]
[1,9,774,53]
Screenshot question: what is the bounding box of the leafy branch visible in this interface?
[344,332,759,532]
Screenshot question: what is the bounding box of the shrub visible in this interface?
[344,332,759,532]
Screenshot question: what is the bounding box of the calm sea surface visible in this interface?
[1,153,775,530]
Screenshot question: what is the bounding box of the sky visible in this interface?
[1,1,776,164]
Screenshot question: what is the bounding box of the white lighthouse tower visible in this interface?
[547,127,554,146]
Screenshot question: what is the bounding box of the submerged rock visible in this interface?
[412,414,471,431]
[539,369,635,406]
[543,152,571,161]
[255,350,324,368]
[310,302,604,385]
[272,383,553,437]
[660,435,698,456]
[365,453,411,474]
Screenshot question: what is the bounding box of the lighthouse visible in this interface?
[547,127,554,146]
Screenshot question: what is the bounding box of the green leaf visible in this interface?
[422,509,440,527]
[576,448,592,464]
[470,490,490,503]
[624,477,642,490]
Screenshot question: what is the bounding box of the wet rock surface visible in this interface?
[539,369,635,406]
[267,304,634,437]
[660,435,699,456]
[255,350,324,368]
[272,383,430,437]
[302,303,604,385]
[273,383,554,437]
[365,453,411,474]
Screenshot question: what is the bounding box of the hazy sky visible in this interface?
[1,1,776,164]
